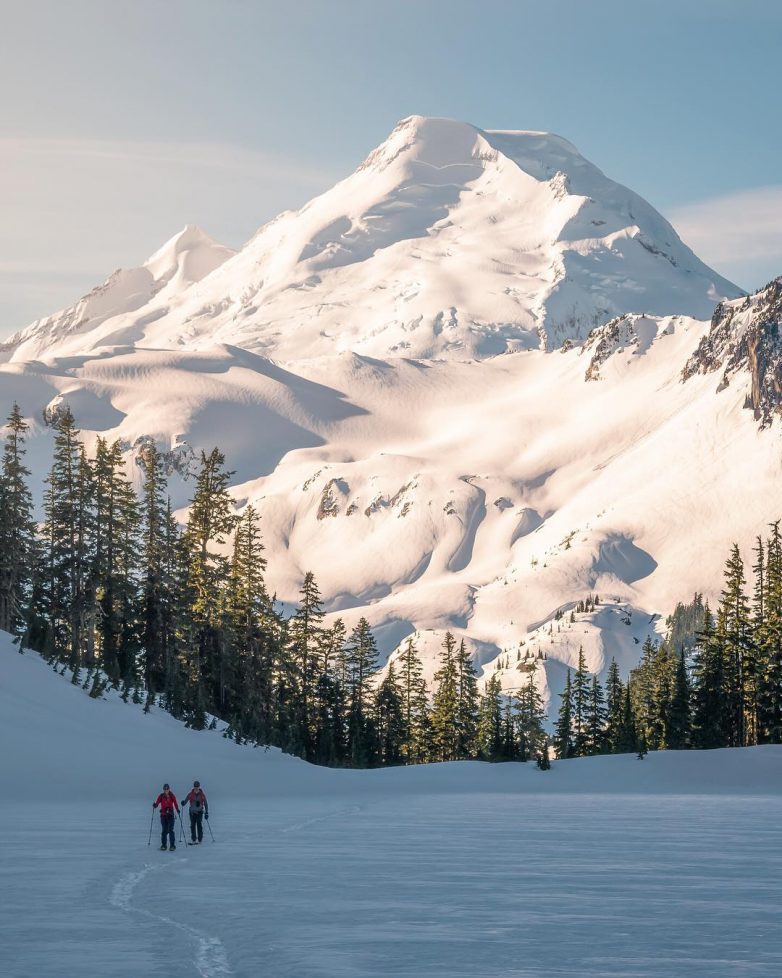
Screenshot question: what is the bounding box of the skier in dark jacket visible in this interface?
[153,784,180,850]
[182,781,209,844]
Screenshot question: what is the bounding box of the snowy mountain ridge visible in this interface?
[3,116,739,363]
[0,115,776,713]
[3,224,234,362]
[684,276,782,425]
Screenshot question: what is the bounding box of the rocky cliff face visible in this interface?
[683,279,782,426]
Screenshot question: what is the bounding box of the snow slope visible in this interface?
[3,116,739,363]
[3,633,782,978]
[0,116,769,709]
[2,302,780,708]
[2,225,234,363]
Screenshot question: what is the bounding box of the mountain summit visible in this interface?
[5,116,739,363]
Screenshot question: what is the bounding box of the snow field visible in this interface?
[4,634,782,976]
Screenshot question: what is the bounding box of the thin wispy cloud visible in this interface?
[669,186,782,292]
[0,138,341,333]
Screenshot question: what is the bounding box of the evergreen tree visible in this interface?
[757,523,782,742]
[0,405,37,637]
[396,637,430,763]
[720,545,754,746]
[615,685,638,753]
[92,438,141,682]
[138,444,169,694]
[515,672,547,761]
[667,650,691,749]
[285,572,327,758]
[604,658,624,752]
[555,669,574,759]
[181,448,238,726]
[455,639,479,758]
[344,617,379,766]
[584,674,607,754]
[571,648,591,756]
[666,592,706,656]
[478,673,504,761]
[39,408,82,664]
[375,662,405,766]
[691,603,724,749]
[431,632,460,761]
[226,505,277,744]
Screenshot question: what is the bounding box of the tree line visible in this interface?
[556,527,782,757]
[2,403,779,768]
[0,404,549,768]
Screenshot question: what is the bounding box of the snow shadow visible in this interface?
[593,534,658,585]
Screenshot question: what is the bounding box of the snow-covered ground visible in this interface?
[3,634,782,978]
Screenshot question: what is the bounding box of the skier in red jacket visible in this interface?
[152,784,180,851]
[181,780,209,844]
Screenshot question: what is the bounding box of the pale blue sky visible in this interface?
[2,0,781,333]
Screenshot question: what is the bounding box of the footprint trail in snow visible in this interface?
[110,861,232,977]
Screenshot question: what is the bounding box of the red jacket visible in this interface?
[154,791,179,815]
[183,788,208,814]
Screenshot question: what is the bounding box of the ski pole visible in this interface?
[205,815,215,843]
[178,809,187,846]
[147,809,155,846]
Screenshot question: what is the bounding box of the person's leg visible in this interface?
[167,813,176,849]
[196,812,203,842]
[160,814,167,848]
[190,811,197,842]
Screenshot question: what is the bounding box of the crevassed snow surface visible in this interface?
[3,635,782,978]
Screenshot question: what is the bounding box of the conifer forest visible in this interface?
[2,402,781,769]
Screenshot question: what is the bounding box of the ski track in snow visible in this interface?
[279,803,363,834]
[109,804,363,976]
[110,860,232,977]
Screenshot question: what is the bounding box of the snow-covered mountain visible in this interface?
[0,115,773,710]
[684,276,782,426]
[3,116,738,363]
[2,224,234,363]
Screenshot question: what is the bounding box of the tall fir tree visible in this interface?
[344,616,379,766]
[431,632,460,762]
[615,684,638,753]
[691,603,724,749]
[757,523,782,742]
[455,639,479,758]
[0,405,37,637]
[667,650,691,749]
[375,662,405,766]
[478,673,504,761]
[584,674,607,754]
[720,545,754,746]
[555,669,574,759]
[181,448,238,727]
[396,637,430,763]
[515,672,547,761]
[604,658,624,753]
[571,648,591,756]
